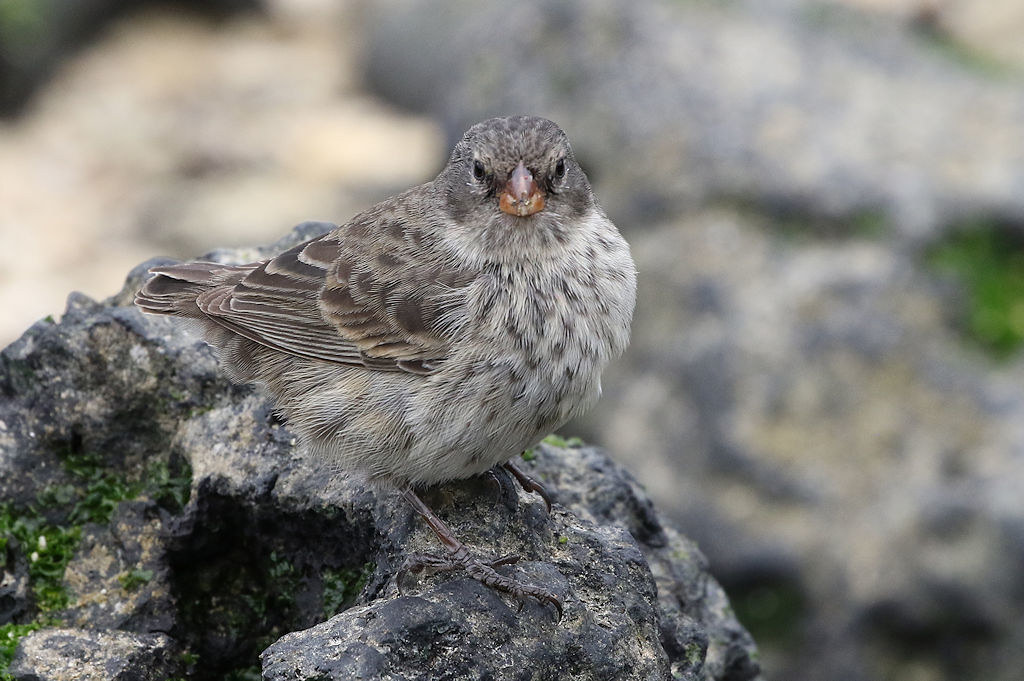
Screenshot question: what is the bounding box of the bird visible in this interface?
[135,115,637,617]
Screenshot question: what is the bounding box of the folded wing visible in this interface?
[136,222,472,376]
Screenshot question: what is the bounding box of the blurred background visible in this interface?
[3,0,1024,679]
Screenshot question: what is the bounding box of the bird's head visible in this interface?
[438,116,596,247]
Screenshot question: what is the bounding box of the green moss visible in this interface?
[265,552,302,615]
[118,568,154,592]
[176,546,306,674]
[928,224,1024,358]
[28,525,80,611]
[542,433,584,448]
[48,449,192,520]
[165,649,199,680]
[0,503,80,612]
[69,474,137,527]
[524,433,585,459]
[0,622,43,680]
[0,446,192,627]
[322,562,374,619]
[173,549,372,678]
[684,641,704,668]
[38,450,139,526]
[144,458,193,513]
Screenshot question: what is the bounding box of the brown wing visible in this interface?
[187,213,472,376]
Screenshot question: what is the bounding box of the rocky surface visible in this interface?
[0,226,761,681]
[6,1,1024,680]
[8,629,181,681]
[262,442,758,681]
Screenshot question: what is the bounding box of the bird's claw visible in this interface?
[503,460,553,513]
[399,549,561,620]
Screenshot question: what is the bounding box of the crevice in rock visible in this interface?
[166,480,377,679]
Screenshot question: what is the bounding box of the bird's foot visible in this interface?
[404,551,521,573]
[401,488,563,619]
[401,549,562,619]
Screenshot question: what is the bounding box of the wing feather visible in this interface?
[188,215,471,375]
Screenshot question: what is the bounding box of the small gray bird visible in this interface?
[135,115,636,616]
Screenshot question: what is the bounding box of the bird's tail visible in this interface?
[134,262,248,318]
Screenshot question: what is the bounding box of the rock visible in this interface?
[263,443,758,681]
[8,628,180,681]
[61,500,176,634]
[0,537,30,624]
[0,224,761,680]
[576,207,1024,681]
[364,0,1024,241]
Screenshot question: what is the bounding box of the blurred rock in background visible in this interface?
[0,0,260,116]
[3,0,1024,679]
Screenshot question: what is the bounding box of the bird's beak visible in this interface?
[499,162,545,217]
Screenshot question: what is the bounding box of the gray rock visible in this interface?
[364,0,1024,241]
[577,208,1024,681]
[0,536,30,624]
[0,224,760,681]
[8,628,180,681]
[264,443,759,681]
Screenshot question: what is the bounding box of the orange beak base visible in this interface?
[499,162,545,217]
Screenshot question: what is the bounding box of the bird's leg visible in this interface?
[400,488,562,619]
[503,460,553,513]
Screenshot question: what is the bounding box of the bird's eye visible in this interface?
[554,158,566,180]
[472,160,486,181]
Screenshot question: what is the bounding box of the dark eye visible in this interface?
[554,158,566,180]
[472,160,486,181]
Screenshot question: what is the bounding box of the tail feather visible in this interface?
[135,259,270,384]
[134,261,252,317]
